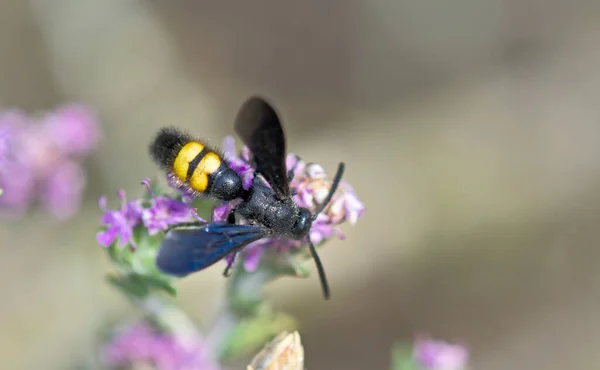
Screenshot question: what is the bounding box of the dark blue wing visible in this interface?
[155,222,270,277]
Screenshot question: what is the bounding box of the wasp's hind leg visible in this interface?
[226,209,237,224]
[223,251,239,277]
[221,208,239,277]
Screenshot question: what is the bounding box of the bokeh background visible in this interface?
[2,0,600,369]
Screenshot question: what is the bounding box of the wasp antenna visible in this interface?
[308,239,330,300]
[312,162,345,220]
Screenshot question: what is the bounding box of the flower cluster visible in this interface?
[103,321,219,370]
[0,104,99,219]
[97,179,195,250]
[413,336,469,370]
[215,136,365,271]
[96,135,365,368]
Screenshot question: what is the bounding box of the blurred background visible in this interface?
[2,0,600,369]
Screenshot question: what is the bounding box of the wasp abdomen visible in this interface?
[150,127,243,201]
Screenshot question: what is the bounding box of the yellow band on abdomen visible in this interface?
[172,142,205,181]
[189,151,222,192]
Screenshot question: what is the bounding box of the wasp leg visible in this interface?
[220,208,240,277]
[223,251,239,277]
[227,209,236,224]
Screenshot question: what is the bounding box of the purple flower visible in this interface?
[103,321,219,370]
[42,104,99,156]
[97,180,202,249]
[309,214,345,245]
[324,182,365,225]
[0,104,98,219]
[222,136,254,189]
[0,111,35,217]
[41,160,86,220]
[0,110,27,168]
[212,203,234,222]
[96,190,143,249]
[141,179,195,235]
[0,163,35,219]
[241,244,266,271]
[413,336,469,370]
[224,240,268,272]
[292,163,365,224]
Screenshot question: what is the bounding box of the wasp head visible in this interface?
[291,207,312,239]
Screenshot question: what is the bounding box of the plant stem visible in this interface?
[136,295,203,345]
[205,263,274,359]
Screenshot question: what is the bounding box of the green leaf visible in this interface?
[391,342,417,370]
[106,241,121,264]
[284,255,312,278]
[193,199,217,220]
[105,272,178,299]
[136,274,178,297]
[106,273,150,299]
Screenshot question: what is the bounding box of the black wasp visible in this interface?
[149,96,345,299]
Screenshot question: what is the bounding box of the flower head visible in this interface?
[42,103,99,156]
[413,336,469,370]
[103,321,219,370]
[222,136,254,189]
[41,160,86,219]
[0,110,27,168]
[291,162,365,225]
[97,180,196,249]
[96,190,143,249]
[141,179,195,236]
[0,104,98,219]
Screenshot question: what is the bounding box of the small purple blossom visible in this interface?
[292,163,365,225]
[42,104,99,156]
[0,162,35,219]
[212,203,235,223]
[413,336,469,370]
[97,180,200,248]
[0,110,27,168]
[224,240,268,272]
[222,136,254,189]
[103,321,219,370]
[41,160,86,219]
[141,179,195,235]
[190,208,207,223]
[96,190,143,249]
[0,104,98,219]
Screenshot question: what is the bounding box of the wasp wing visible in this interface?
[155,222,270,277]
[234,96,290,199]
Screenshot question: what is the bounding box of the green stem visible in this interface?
[205,263,275,359]
[135,295,203,345]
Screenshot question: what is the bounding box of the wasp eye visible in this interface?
[291,208,312,239]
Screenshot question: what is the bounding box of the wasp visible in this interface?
[149,96,344,299]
